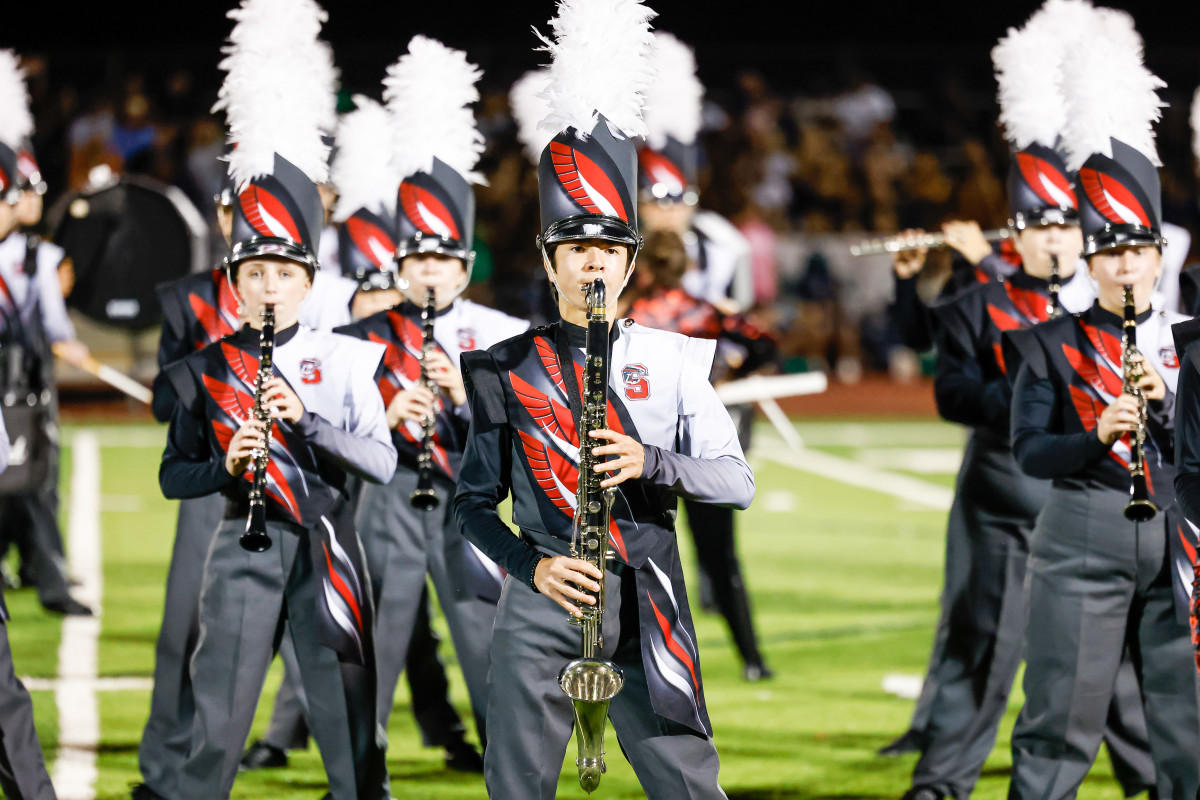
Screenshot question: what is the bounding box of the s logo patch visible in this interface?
[300,358,323,384]
[1160,347,1180,369]
[622,363,650,400]
[457,328,476,351]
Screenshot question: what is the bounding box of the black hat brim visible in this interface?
[539,215,641,250]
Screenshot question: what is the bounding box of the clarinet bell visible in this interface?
[240,506,273,552]
[409,488,440,512]
[1124,474,1158,523]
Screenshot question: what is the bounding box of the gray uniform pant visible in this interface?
[0,488,73,607]
[137,493,224,797]
[176,517,387,800]
[0,619,56,800]
[357,468,495,739]
[484,566,726,800]
[913,440,1153,798]
[1009,486,1200,800]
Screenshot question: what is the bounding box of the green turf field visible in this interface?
[4,420,1132,799]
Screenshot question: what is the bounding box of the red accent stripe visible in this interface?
[323,542,364,629]
[639,149,686,187]
[509,371,578,446]
[345,216,397,268]
[1080,169,1150,227]
[240,185,302,241]
[1015,152,1076,209]
[647,593,698,692]
[549,141,628,221]
[399,182,460,239]
[516,429,576,514]
[1062,343,1122,398]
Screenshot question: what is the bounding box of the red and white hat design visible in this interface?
[229,154,324,272]
[1077,139,1163,256]
[1006,143,1078,229]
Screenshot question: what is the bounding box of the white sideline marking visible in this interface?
[22,676,152,692]
[856,447,963,475]
[756,438,953,511]
[52,431,101,800]
[882,673,923,700]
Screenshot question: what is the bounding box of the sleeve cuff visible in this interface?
[295,410,322,437]
[1085,431,1114,461]
[641,442,662,481]
[527,553,550,594]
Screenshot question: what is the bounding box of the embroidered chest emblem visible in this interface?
[300,358,323,384]
[457,327,476,351]
[622,363,650,400]
[1160,347,1180,369]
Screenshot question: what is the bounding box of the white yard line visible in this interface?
[755,438,954,511]
[52,431,102,800]
[23,676,151,692]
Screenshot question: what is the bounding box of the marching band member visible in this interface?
[0,49,92,617]
[151,2,395,799]
[900,4,1153,797]
[1004,11,1199,798]
[0,404,57,800]
[633,31,774,681]
[335,39,528,751]
[454,1,753,796]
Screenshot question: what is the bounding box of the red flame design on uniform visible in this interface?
[648,593,699,693]
[239,185,302,241]
[399,182,460,240]
[1080,168,1151,227]
[1016,152,1077,209]
[345,216,397,268]
[549,141,628,221]
[0,164,11,193]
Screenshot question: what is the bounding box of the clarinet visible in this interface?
[558,278,624,794]
[1046,255,1063,319]
[242,303,275,552]
[409,286,440,511]
[1120,285,1157,522]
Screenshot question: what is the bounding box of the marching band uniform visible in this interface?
[1003,23,1200,793]
[335,41,529,744]
[0,406,57,800]
[0,64,90,616]
[155,5,395,798]
[455,5,752,795]
[906,143,1151,799]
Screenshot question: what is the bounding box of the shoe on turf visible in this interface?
[901,786,947,800]
[878,728,925,757]
[130,783,169,800]
[742,663,775,682]
[43,597,94,616]
[240,740,288,771]
[444,741,484,773]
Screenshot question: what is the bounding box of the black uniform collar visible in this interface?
[559,318,622,348]
[1089,301,1152,329]
[397,297,458,319]
[230,321,300,349]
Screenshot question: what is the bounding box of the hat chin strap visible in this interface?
[539,246,636,314]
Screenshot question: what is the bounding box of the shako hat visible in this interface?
[0,50,34,205]
[533,0,657,255]
[638,32,703,205]
[1059,6,1166,255]
[213,0,338,276]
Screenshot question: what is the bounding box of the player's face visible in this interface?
[15,190,43,227]
[639,198,695,235]
[548,239,633,311]
[398,253,467,308]
[1016,223,1083,280]
[1088,244,1161,310]
[234,257,313,329]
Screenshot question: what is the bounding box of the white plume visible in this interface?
[331,97,399,223]
[643,32,703,149]
[992,0,1096,150]
[510,69,553,164]
[535,0,657,141]
[1059,6,1166,171]
[1191,86,1200,168]
[213,0,338,188]
[384,36,485,185]
[0,50,33,149]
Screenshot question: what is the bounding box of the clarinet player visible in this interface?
[453,1,752,796]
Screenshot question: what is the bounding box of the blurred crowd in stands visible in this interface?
[18,53,1200,381]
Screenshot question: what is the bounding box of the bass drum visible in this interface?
[50,175,208,331]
